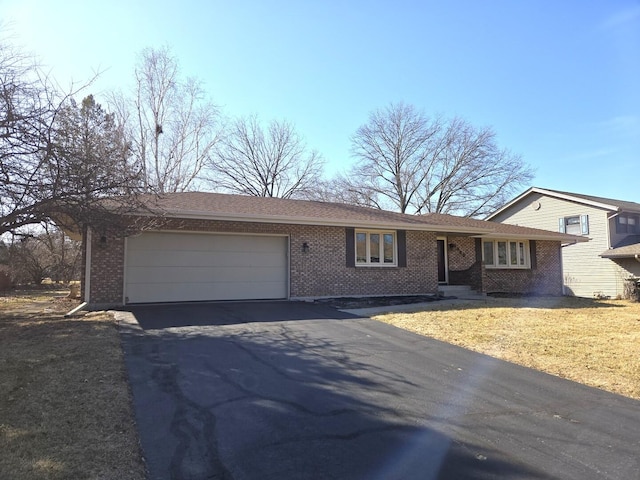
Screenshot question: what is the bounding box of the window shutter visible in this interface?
[558,218,565,233]
[475,238,482,262]
[345,228,355,267]
[580,214,589,235]
[529,240,537,270]
[397,230,407,267]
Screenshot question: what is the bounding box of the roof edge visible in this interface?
[129,208,585,242]
[486,187,620,220]
[477,232,589,243]
[136,209,492,234]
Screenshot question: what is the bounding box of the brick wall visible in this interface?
[446,236,483,291]
[87,228,126,305]
[87,218,440,305]
[442,237,563,295]
[446,236,476,271]
[86,218,565,305]
[481,240,563,295]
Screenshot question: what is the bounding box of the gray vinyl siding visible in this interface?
[491,193,625,298]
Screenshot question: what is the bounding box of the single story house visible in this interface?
[487,187,640,298]
[81,192,585,308]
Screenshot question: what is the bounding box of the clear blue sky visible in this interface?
[3,0,639,202]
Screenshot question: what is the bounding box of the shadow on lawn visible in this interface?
[482,294,627,310]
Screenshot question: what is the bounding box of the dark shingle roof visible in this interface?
[140,192,584,242]
[601,235,640,258]
[601,244,640,259]
[540,188,640,213]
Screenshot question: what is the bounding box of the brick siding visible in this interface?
[85,218,440,305]
[481,240,563,295]
[84,218,564,305]
[443,237,563,295]
[446,236,476,271]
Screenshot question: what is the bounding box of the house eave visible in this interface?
[134,209,492,234]
[600,253,636,259]
[475,232,588,243]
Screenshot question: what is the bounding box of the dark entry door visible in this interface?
[437,239,447,284]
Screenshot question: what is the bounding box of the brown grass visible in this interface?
[0,291,146,480]
[374,296,640,400]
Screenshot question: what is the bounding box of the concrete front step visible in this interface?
[438,285,485,299]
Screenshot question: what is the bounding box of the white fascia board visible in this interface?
[137,209,491,235]
[484,187,534,220]
[531,188,619,211]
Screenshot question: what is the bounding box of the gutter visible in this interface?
[561,241,578,248]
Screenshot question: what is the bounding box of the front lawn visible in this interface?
[0,291,145,480]
[374,296,640,400]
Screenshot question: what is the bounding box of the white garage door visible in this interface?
[124,232,288,303]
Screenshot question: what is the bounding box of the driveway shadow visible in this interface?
[120,318,560,479]
[119,301,361,330]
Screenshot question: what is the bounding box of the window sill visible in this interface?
[355,263,398,268]
[485,265,530,270]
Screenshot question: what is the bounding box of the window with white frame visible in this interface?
[558,215,589,235]
[355,230,396,266]
[482,239,530,269]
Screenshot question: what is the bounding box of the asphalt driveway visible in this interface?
[117,302,640,480]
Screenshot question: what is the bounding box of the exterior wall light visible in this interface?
[302,242,310,253]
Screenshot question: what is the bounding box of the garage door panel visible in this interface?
[125,233,288,303]
[127,280,285,303]
[126,265,285,284]
[128,233,285,254]
[128,250,285,268]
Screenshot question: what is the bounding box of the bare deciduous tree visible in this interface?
[208,115,324,198]
[7,224,81,284]
[0,36,146,237]
[113,47,221,193]
[0,40,61,234]
[341,102,533,217]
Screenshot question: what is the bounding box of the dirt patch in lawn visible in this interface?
[374,296,640,400]
[0,291,146,480]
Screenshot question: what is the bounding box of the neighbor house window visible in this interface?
[564,216,581,235]
[558,215,589,235]
[616,213,639,234]
[482,239,529,269]
[355,230,396,266]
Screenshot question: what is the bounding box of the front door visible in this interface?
[437,238,448,284]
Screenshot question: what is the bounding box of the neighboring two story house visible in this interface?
[487,187,640,298]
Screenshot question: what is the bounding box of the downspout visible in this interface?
[84,227,92,303]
